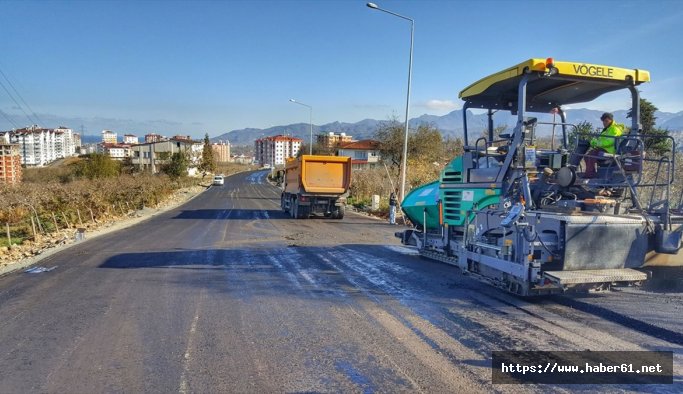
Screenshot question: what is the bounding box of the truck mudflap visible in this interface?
[543,268,648,286]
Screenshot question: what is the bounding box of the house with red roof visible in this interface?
[337,139,381,170]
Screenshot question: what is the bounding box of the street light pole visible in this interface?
[289,99,313,155]
[366,2,413,204]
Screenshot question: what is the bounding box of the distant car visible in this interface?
[213,175,224,186]
[262,164,272,169]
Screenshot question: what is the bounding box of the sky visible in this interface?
[1,0,682,139]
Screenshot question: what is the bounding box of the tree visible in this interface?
[627,98,672,156]
[442,137,464,163]
[74,153,120,179]
[408,124,444,164]
[120,156,137,175]
[162,151,189,180]
[375,118,405,169]
[199,133,216,173]
[568,120,596,146]
[376,120,447,167]
[312,140,336,156]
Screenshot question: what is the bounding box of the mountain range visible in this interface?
[213,109,683,146]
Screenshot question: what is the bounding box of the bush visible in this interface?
[0,173,184,245]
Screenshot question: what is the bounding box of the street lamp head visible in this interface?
[366,2,378,9]
[289,99,296,103]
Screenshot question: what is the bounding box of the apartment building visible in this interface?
[254,135,302,167]
[10,126,56,166]
[337,139,381,170]
[211,141,231,163]
[123,134,139,144]
[144,133,164,143]
[102,130,117,144]
[72,133,82,150]
[0,126,77,166]
[317,132,353,149]
[130,138,203,174]
[54,127,76,158]
[0,135,21,184]
[98,143,132,160]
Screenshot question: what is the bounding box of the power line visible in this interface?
[0,108,19,129]
[0,67,43,125]
[0,78,37,126]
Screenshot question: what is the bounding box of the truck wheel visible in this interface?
[292,200,298,219]
[333,207,345,219]
[281,195,289,213]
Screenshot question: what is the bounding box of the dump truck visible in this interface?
[280,155,352,219]
[395,58,682,296]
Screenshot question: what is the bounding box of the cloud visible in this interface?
[419,99,461,112]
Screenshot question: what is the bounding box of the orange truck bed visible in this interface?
[284,155,352,195]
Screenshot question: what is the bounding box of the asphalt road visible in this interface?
[0,170,682,393]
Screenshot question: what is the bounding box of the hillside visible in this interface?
[213,109,683,146]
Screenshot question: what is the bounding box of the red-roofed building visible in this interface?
[337,139,381,169]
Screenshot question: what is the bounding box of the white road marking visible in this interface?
[179,300,201,394]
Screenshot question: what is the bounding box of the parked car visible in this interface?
[213,175,224,186]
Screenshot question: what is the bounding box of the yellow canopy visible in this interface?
[459,58,650,113]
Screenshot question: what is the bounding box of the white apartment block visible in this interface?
[254,135,302,167]
[123,134,139,144]
[10,126,57,167]
[2,126,78,166]
[54,127,76,158]
[73,133,82,150]
[102,130,117,144]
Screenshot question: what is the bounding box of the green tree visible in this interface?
[162,150,189,180]
[569,120,596,146]
[75,153,120,179]
[408,124,444,163]
[199,133,216,173]
[627,98,672,156]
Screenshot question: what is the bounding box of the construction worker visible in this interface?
[388,189,398,225]
[569,112,624,178]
